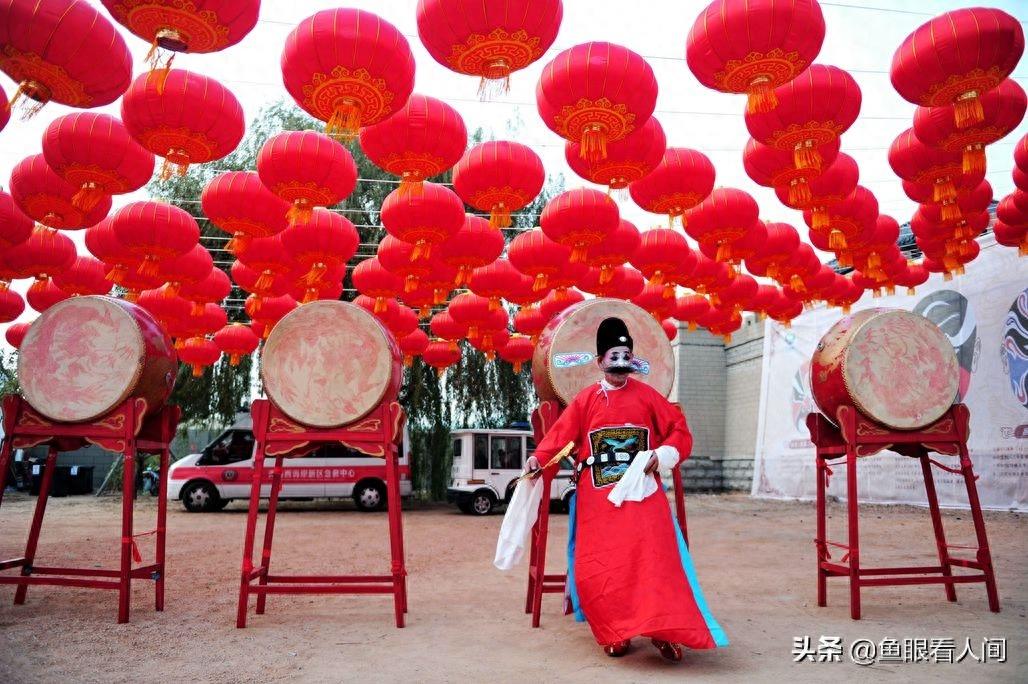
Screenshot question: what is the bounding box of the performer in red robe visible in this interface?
[528,317,728,660]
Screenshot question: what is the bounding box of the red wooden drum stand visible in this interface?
[808,404,1000,620]
[523,399,689,628]
[0,395,179,623]
[236,398,408,628]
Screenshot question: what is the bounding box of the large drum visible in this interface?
[18,296,177,423]
[260,300,402,428]
[533,298,675,405]
[811,308,959,430]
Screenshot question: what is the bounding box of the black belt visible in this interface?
[575,452,634,473]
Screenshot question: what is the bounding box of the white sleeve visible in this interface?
[655,445,679,470]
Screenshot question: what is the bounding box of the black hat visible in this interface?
[596,317,633,357]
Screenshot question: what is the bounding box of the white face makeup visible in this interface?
[599,346,635,374]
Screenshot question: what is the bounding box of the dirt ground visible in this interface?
[0,492,1024,683]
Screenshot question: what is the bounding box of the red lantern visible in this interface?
[566,117,666,191]
[201,171,290,254]
[248,295,297,338]
[913,78,1026,175]
[381,182,466,261]
[0,190,34,250]
[744,137,840,206]
[918,181,993,228]
[382,303,420,339]
[420,257,460,307]
[157,244,213,298]
[499,334,534,373]
[629,148,715,228]
[514,306,547,343]
[713,273,758,314]
[586,219,641,285]
[803,185,878,253]
[891,7,1024,129]
[470,326,510,362]
[137,286,193,329]
[748,284,781,318]
[745,221,800,280]
[398,328,430,367]
[508,229,575,292]
[213,323,259,366]
[378,235,434,293]
[6,321,32,349]
[682,253,731,297]
[4,227,76,284]
[997,192,1028,227]
[416,0,562,93]
[686,0,825,113]
[775,152,859,231]
[360,94,467,193]
[539,188,620,263]
[178,336,220,376]
[423,339,461,376]
[290,263,345,305]
[101,0,259,72]
[577,265,644,300]
[660,318,678,341]
[400,283,436,319]
[0,0,132,115]
[889,127,985,204]
[0,82,7,132]
[257,131,357,224]
[745,65,862,171]
[9,154,112,230]
[280,209,359,287]
[632,283,676,321]
[775,243,820,293]
[121,69,244,177]
[430,310,467,351]
[353,258,404,314]
[469,258,523,311]
[231,261,289,307]
[0,289,25,323]
[537,42,658,162]
[438,214,505,286]
[685,187,760,267]
[449,292,504,340]
[452,141,544,228]
[235,235,291,296]
[178,267,231,315]
[52,255,112,297]
[26,278,71,313]
[281,8,415,140]
[675,294,712,332]
[993,221,1027,256]
[110,201,200,277]
[630,228,696,297]
[42,113,155,211]
[539,288,585,321]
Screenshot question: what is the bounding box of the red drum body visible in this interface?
[811,308,959,430]
[533,298,675,405]
[18,296,177,423]
[260,300,402,428]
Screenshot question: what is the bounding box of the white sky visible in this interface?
[2,0,1026,350]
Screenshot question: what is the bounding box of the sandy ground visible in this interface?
[0,491,1024,683]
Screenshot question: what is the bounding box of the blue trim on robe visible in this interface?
[565,488,729,646]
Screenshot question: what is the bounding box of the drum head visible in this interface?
[261,300,399,428]
[533,298,675,405]
[19,296,146,423]
[843,309,959,429]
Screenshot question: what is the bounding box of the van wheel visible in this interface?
[470,491,496,516]
[182,481,221,512]
[354,480,386,512]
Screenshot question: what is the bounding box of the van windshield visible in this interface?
[199,431,254,465]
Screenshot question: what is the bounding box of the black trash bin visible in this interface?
[29,464,94,496]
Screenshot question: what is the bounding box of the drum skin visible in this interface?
[811,308,959,430]
[532,298,675,405]
[18,296,177,423]
[260,300,401,428]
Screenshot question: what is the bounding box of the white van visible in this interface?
[446,428,576,515]
[167,423,412,512]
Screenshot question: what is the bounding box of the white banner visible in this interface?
[752,237,1028,511]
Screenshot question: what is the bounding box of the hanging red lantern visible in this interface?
[378,235,435,293]
[101,0,259,73]
[632,283,677,321]
[400,283,437,319]
[381,182,466,261]
[660,318,678,342]
[6,321,32,349]
[629,147,715,229]
[0,190,34,250]
[110,201,199,277]
[537,42,658,162]
[503,267,547,311]
[775,243,820,293]
[498,334,534,373]
[993,221,1027,256]
[416,0,562,94]
[539,288,585,321]
[682,253,731,298]
[382,303,420,339]
[508,229,575,292]
[9,155,112,230]
[449,292,503,340]
[235,235,292,296]
[452,141,544,228]
[26,279,71,313]
[470,326,510,362]
[281,8,415,141]
[137,285,193,330]
[398,328,430,367]
[354,294,398,322]
[745,64,862,171]
[685,187,760,267]
[231,261,290,308]
[248,295,297,338]
[353,258,405,314]
[360,94,467,193]
[686,0,826,113]
[918,180,993,228]
[745,222,800,280]
[803,185,879,253]
[4,227,76,285]
[913,78,1026,175]
[256,131,357,224]
[289,263,346,305]
[566,117,666,191]
[42,113,155,211]
[110,265,165,302]
[630,228,696,297]
[52,255,112,297]
[539,188,620,263]
[0,289,25,323]
[514,306,547,343]
[997,192,1028,227]
[0,0,132,116]
[178,267,231,315]
[775,152,859,231]
[891,7,1024,129]
[201,171,290,253]
[157,244,213,298]
[213,323,259,366]
[178,336,220,376]
[675,294,712,332]
[586,219,641,286]
[430,310,467,352]
[744,137,840,206]
[577,265,644,300]
[280,209,359,288]
[0,82,7,132]
[469,258,523,311]
[438,214,505,286]
[889,128,985,204]
[423,339,461,376]
[748,284,781,319]
[712,273,758,314]
[121,69,244,178]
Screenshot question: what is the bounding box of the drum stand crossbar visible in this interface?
[523,400,689,627]
[0,395,180,623]
[808,404,1000,620]
[236,399,408,628]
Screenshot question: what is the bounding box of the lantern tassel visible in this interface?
[163,282,182,298]
[490,203,512,229]
[254,269,275,292]
[404,354,413,368]
[790,274,806,292]
[71,183,106,211]
[687,321,697,332]
[9,81,47,119]
[137,256,161,278]
[714,241,733,264]
[662,283,676,300]
[191,301,204,316]
[933,177,957,203]
[302,262,328,286]
[579,124,608,163]
[788,178,812,206]
[1020,236,1028,257]
[190,364,203,377]
[301,288,318,304]
[326,100,363,142]
[793,143,822,171]
[867,252,881,271]
[954,91,984,129]
[404,275,419,293]
[828,229,847,251]
[436,367,446,378]
[411,240,431,261]
[455,265,471,286]
[649,271,665,287]
[766,263,780,280]
[374,297,387,314]
[488,297,501,312]
[811,207,830,231]
[399,173,424,197]
[512,360,523,374]
[940,201,962,223]
[962,145,986,175]
[420,305,431,318]
[569,243,588,264]
[598,265,615,285]
[124,290,141,303]
[478,59,513,101]
[907,286,916,296]
[531,273,548,292]
[106,264,127,284]
[287,200,313,226]
[229,354,241,366]
[746,76,778,114]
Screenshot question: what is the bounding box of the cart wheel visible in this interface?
[181,481,221,512]
[470,490,496,516]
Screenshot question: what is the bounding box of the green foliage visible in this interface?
[0,349,19,398]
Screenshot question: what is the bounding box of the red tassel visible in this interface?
[715,241,733,264]
[962,144,986,175]
[793,142,822,171]
[411,240,431,262]
[933,177,957,203]
[399,173,424,197]
[286,200,312,226]
[954,91,984,129]
[302,262,327,286]
[599,265,614,285]
[746,76,777,114]
[569,243,588,263]
[788,178,812,206]
[137,255,160,278]
[811,207,830,231]
[579,124,608,163]
[374,296,387,314]
[490,203,512,229]
[940,201,962,223]
[71,182,106,211]
[513,361,523,374]
[828,229,847,250]
[326,99,363,142]
[532,273,548,292]
[254,269,275,293]
[230,354,241,366]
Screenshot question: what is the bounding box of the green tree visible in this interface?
[0,349,19,398]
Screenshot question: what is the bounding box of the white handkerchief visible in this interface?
[494,477,544,571]
[607,450,658,507]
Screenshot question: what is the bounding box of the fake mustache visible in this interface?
[603,362,636,375]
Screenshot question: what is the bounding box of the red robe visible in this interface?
[533,377,719,648]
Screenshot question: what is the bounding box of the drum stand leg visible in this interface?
[530,476,553,628]
[845,442,860,621]
[524,523,538,615]
[919,451,957,602]
[815,455,828,608]
[0,437,14,510]
[386,450,406,627]
[959,444,1000,612]
[14,448,57,606]
[118,447,136,624]
[255,456,285,615]
[154,444,171,612]
[236,443,267,628]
